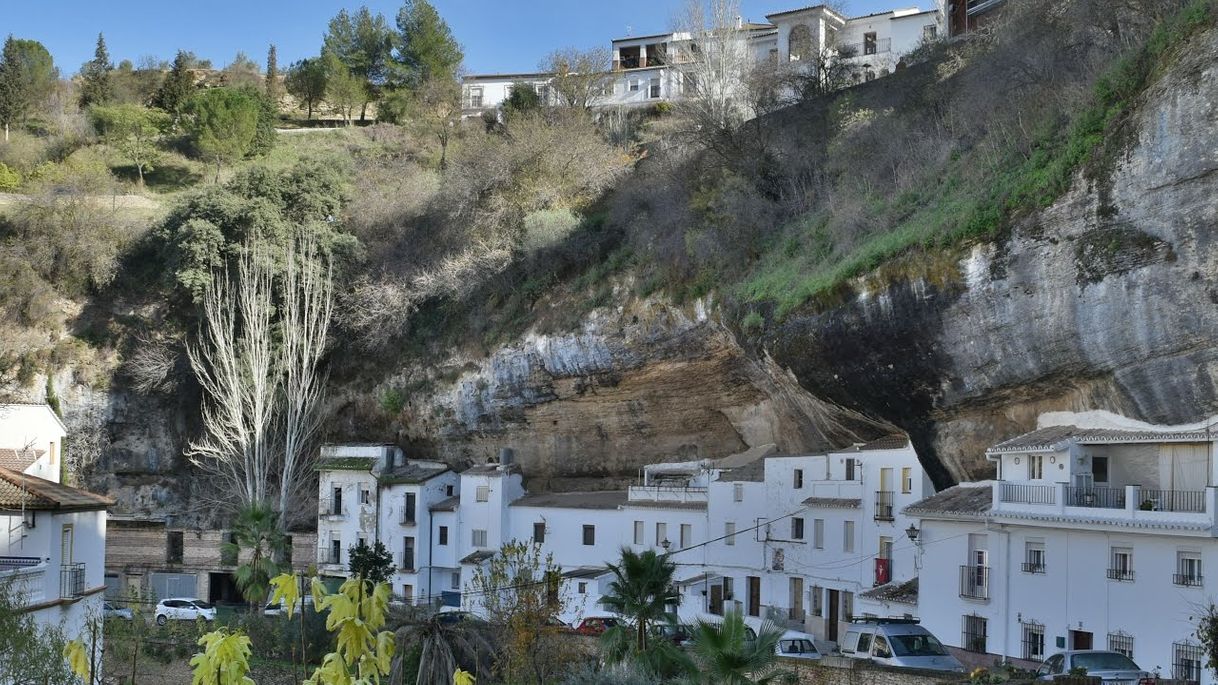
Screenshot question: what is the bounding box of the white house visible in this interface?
[908,410,1218,683]
[460,2,945,117]
[315,444,456,604]
[0,465,111,650]
[0,403,68,484]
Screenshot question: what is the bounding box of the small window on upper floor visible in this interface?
[923,24,937,41]
[1028,454,1044,480]
[794,469,804,489]
[476,485,489,502]
[733,483,744,502]
[582,525,596,546]
[360,488,371,505]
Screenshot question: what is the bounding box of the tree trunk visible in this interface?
[137,164,145,188]
[3,123,8,143]
[214,158,221,184]
[360,100,368,122]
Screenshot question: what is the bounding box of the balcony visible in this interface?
[399,511,417,526]
[960,565,990,600]
[1174,573,1203,587]
[60,563,85,599]
[627,485,708,505]
[1107,568,1135,582]
[874,558,892,586]
[318,548,341,566]
[839,37,892,58]
[0,556,42,571]
[1021,561,1046,574]
[318,498,346,519]
[993,482,1215,524]
[1000,483,1056,505]
[1065,486,1126,509]
[874,491,895,521]
[1140,489,1205,513]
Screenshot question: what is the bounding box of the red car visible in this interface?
[574,616,621,636]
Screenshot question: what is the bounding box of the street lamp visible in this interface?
[905,524,920,542]
[660,538,672,552]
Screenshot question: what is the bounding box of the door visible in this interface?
[827,589,840,642]
[709,585,723,615]
[60,525,74,564]
[1071,630,1093,650]
[880,468,893,492]
[789,577,804,621]
[747,576,761,617]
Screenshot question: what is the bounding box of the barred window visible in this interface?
[1021,621,1045,661]
[811,585,823,617]
[1173,641,1203,684]
[1108,631,1134,659]
[962,614,988,653]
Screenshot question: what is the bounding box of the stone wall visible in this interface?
[781,656,964,685]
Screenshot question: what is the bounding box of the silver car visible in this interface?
[154,598,216,625]
[1037,650,1151,683]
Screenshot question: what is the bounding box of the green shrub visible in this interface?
[0,163,19,190]
[741,311,764,333]
[380,388,406,414]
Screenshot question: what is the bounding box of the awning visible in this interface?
[562,567,609,580]
[676,572,722,586]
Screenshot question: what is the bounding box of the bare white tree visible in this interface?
[672,0,755,150]
[187,245,277,509]
[277,231,333,524]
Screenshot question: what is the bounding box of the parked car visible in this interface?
[435,610,483,626]
[1036,651,1152,683]
[574,616,621,636]
[651,622,695,647]
[154,598,216,625]
[775,630,822,660]
[840,618,964,672]
[543,616,569,628]
[264,594,315,617]
[103,602,133,620]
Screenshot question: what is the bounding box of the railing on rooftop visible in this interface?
[0,556,42,571]
[1000,483,1056,505]
[628,484,708,504]
[874,491,895,521]
[1064,486,1126,509]
[60,563,85,599]
[1139,489,1205,513]
[839,37,892,57]
[959,565,990,601]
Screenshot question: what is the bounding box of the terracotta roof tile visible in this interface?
[903,484,992,519]
[0,466,113,511]
[0,448,43,472]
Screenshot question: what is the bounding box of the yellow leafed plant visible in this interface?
[189,629,254,685]
[63,640,90,682]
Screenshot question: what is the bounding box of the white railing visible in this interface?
[0,562,48,605]
[806,481,864,499]
[628,485,708,504]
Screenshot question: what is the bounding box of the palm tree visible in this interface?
[222,503,286,610]
[602,548,681,654]
[689,610,791,685]
[390,605,495,685]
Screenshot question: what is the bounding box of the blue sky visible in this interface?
[6,0,932,76]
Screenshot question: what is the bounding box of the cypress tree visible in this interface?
[153,50,195,124]
[265,44,279,102]
[78,32,113,108]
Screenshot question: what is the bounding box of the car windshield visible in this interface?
[890,634,950,656]
[192,601,214,609]
[779,639,817,655]
[1074,653,1140,671]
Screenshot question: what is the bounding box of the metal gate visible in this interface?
[149,572,198,600]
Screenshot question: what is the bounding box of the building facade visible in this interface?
[908,411,1218,683]
[0,403,67,483]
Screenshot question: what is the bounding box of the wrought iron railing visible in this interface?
[318,548,340,565]
[1021,561,1046,574]
[874,491,895,521]
[1065,486,1126,509]
[1107,567,1135,582]
[1000,483,1056,505]
[1139,489,1205,513]
[60,563,85,599]
[0,556,41,571]
[959,565,990,600]
[1174,573,1203,587]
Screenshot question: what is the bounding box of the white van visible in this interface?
[840,618,964,672]
[775,630,822,660]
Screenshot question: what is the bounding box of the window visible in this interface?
[845,458,858,481]
[360,488,371,505]
[475,485,489,502]
[472,529,487,548]
[647,77,661,99]
[682,72,698,95]
[578,581,587,594]
[445,485,454,496]
[879,536,893,562]
[794,469,804,489]
[864,69,876,82]
[791,518,805,540]
[466,86,484,109]
[725,522,736,546]
[1093,456,1110,483]
[733,483,744,502]
[1028,454,1044,480]
[533,522,546,544]
[402,537,415,571]
[438,526,448,546]
[403,584,414,603]
[403,492,417,524]
[857,633,873,654]
[583,525,596,546]
[902,467,913,494]
[1109,547,1134,581]
[1024,539,1046,573]
[1109,631,1134,659]
[1176,551,1203,586]
[842,591,853,620]
[628,79,641,92]
[843,521,855,553]
[330,539,341,564]
[923,24,937,41]
[451,572,460,589]
[810,585,823,616]
[962,614,988,653]
[533,83,550,103]
[813,519,824,549]
[863,32,878,55]
[284,536,293,564]
[873,635,893,659]
[656,522,668,546]
[680,524,692,548]
[167,531,184,564]
[1174,641,1203,683]
[332,486,343,515]
[633,521,644,545]
[1021,621,1045,661]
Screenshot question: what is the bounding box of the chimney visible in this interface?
[736,15,743,29]
[499,447,515,465]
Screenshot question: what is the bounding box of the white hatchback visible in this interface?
[155,598,216,625]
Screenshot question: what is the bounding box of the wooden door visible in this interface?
[709,585,723,615]
[827,589,840,641]
[747,576,761,617]
[1071,630,1093,650]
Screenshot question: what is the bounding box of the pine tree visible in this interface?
[78,32,113,108]
[0,37,57,142]
[153,50,195,125]
[393,0,463,88]
[265,44,279,102]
